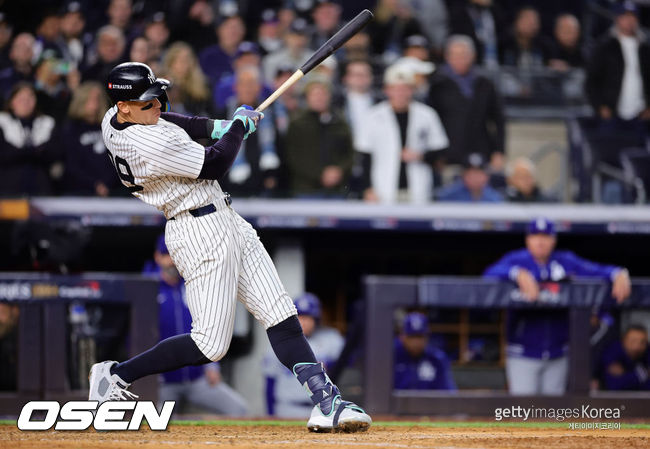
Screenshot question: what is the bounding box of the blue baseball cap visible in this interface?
[234,41,260,59]
[156,234,169,254]
[403,312,429,336]
[294,292,321,320]
[527,217,556,235]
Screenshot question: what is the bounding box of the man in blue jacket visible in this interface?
[484,217,630,395]
[144,235,248,416]
[599,324,650,390]
[393,312,456,390]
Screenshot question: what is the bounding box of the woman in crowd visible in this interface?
[161,41,212,116]
[0,82,60,196]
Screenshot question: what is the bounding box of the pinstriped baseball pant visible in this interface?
[165,203,297,361]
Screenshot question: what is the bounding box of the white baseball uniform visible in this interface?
[101,106,297,361]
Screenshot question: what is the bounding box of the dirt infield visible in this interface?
[2,423,650,449]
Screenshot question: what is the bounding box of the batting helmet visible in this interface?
[106,62,170,111]
[294,292,321,320]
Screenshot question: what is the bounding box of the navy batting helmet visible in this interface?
[294,292,321,320]
[106,62,170,111]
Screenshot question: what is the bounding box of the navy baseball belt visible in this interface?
[169,194,232,220]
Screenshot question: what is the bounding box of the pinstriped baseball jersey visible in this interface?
[101,105,297,362]
[101,105,226,219]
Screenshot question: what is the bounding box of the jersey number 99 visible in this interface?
[107,150,144,192]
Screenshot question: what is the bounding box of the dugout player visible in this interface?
[393,312,456,390]
[88,62,371,432]
[484,217,631,395]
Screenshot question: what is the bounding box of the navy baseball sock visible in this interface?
[267,316,351,414]
[266,315,317,370]
[110,333,210,383]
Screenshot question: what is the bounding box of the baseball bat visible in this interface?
[255,9,374,113]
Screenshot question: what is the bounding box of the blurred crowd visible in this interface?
[0,0,649,203]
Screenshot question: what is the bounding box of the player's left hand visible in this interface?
[211,119,234,140]
[401,148,422,163]
[233,105,264,138]
[612,269,631,304]
[205,369,222,386]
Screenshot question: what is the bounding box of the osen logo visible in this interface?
[17,401,175,431]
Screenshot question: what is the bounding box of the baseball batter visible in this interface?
[88,62,371,432]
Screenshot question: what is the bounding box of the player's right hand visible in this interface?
[233,105,264,137]
[516,269,539,301]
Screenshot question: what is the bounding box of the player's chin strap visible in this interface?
[293,362,366,422]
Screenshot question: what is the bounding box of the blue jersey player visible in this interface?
[484,217,631,395]
[393,312,456,390]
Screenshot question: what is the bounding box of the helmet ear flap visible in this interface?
[159,91,170,112]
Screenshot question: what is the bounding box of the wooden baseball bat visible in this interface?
[255,9,373,113]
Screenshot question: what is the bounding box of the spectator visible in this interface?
[428,35,505,173]
[358,64,447,204]
[285,76,354,198]
[0,13,12,67]
[0,82,60,196]
[448,0,504,69]
[341,59,379,149]
[257,9,283,56]
[168,0,216,51]
[128,36,150,64]
[437,153,504,202]
[0,33,36,101]
[367,0,423,64]
[402,0,448,55]
[199,14,246,86]
[61,81,117,196]
[82,25,126,82]
[161,41,212,116]
[484,217,631,395]
[143,12,170,65]
[548,14,584,71]
[499,6,551,69]
[33,9,66,61]
[394,312,456,390]
[394,56,434,102]
[213,41,272,112]
[309,0,342,51]
[340,31,373,64]
[144,235,249,416]
[586,2,650,122]
[222,65,280,197]
[33,52,76,122]
[263,18,312,84]
[403,34,431,63]
[271,64,301,136]
[264,293,344,417]
[600,325,650,390]
[59,1,91,69]
[106,0,134,37]
[505,157,555,202]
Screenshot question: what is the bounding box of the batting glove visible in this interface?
[233,105,264,138]
[210,119,233,140]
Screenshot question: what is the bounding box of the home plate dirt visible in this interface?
[2,424,650,449]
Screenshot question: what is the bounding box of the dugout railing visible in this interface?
[0,273,158,415]
[363,276,650,417]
